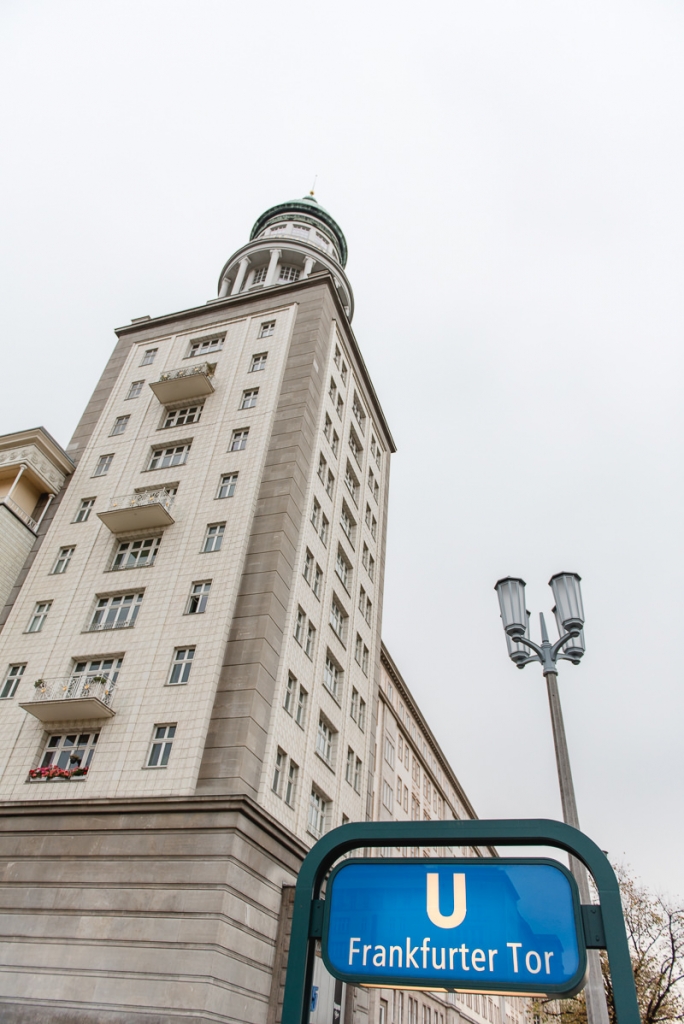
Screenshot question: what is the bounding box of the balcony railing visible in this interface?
[149,361,216,404]
[1,495,38,532]
[97,488,175,533]
[20,674,117,723]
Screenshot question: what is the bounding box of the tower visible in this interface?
[0,196,394,1023]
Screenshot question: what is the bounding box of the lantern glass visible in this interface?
[549,572,584,631]
[495,577,527,636]
[553,605,586,662]
[506,610,533,664]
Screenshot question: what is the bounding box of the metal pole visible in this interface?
[545,672,611,1024]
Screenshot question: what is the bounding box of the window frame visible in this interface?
[147,724,176,768]
[168,648,195,686]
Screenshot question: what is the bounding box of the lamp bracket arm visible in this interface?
[551,630,580,659]
[513,635,543,657]
[516,655,542,668]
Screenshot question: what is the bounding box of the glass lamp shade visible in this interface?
[552,605,586,662]
[506,610,533,665]
[494,577,527,636]
[549,572,584,632]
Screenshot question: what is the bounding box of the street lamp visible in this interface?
[494,573,609,1024]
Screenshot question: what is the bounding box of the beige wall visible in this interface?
[0,508,35,615]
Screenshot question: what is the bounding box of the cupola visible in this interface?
[216,195,354,319]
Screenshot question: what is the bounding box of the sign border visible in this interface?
[321,856,587,996]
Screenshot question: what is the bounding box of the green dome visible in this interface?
[250,196,348,267]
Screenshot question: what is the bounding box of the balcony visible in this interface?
[20,675,117,723]
[148,361,216,404]
[0,495,38,533]
[97,488,175,533]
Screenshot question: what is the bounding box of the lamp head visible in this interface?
[494,577,528,637]
[549,572,584,632]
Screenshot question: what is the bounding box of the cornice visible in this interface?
[0,426,74,477]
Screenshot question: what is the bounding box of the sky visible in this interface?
[1,1,683,897]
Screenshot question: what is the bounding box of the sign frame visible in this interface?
[280,819,641,1024]
[321,855,587,996]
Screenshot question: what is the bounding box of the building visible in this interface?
[0,427,74,611]
[0,194,394,1024]
[368,646,528,1024]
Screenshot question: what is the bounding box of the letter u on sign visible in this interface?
[426,873,467,929]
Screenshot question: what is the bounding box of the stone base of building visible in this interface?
[0,795,308,1023]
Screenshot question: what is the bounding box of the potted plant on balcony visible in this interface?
[33,679,45,689]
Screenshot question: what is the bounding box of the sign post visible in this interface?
[281,819,640,1024]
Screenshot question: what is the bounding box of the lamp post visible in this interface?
[494,573,609,1024]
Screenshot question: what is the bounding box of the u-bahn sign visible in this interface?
[280,820,641,1024]
[322,859,585,994]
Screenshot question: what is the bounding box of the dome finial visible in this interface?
[309,173,317,196]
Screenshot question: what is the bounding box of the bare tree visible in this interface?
[534,866,683,1024]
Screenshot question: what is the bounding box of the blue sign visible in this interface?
[322,858,586,995]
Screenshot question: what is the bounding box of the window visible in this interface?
[329,378,337,403]
[188,335,224,357]
[307,789,328,838]
[323,653,342,700]
[259,321,275,338]
[311,498,321,531]
[362,543,369,571]
[285,761,298,806]
[397,777,403,804]
[111,415,130,436]
[383,781,394,812]
[352,393,366,433]
[163,405,202,428]
[295,684,308,727]
[284,672,296,715]
[305,621,316,659]
[353,756,362,793]
[320,514,329,546]
[253,266,268,284]
[217,472,238,499]
[241,389,258,410]
[187,581,211,614]
[230,429,249,451]
[94,454,113,477]
[0,664,25,699]
[412,796,420,821]
[368,554,375,582]
[147,724,176,767]
[336,394,344,419]
[329,598,347,643]
[355,634,363,665]
[149,444,190,470]
[126,380,144,400]
[272,749,285,795]
[371,434,382,467]
[326,470,335,499]
[40,732,99,771]
[279,265,300,283]
[334,347,341,371]
[345,462,359,505]
[318,453,327,483]
[385,737,396,769]
[349,429,362,465]
[313,564,323,599]
[346,747,354,784]
[27,602,51,633]
[203,523,225,552]
[335,548,351,590]
[90,592,143,631]
[369,469,380,502]
[340,503,355,546]
[72,657,122,685]
[113,536,161,570]
[75,498,95,523]
[341,361,348,385]
[331,430,339,457]
[365,596,372,625]
[169,647,195,685]
[294,607,306,645]
[359,586,366,614]
[324,414,333,444]
[51,546,75,574]
[303,549,314,585]
[358,696,366,731]
[404,786,409,812]
[250,352,268,372]
[361,644,369,675]
[140,348,158,366]
[316,717,335,766]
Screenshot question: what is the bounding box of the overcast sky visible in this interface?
[1,1,683,896]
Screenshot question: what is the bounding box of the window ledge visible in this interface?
[314,751,335,772]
